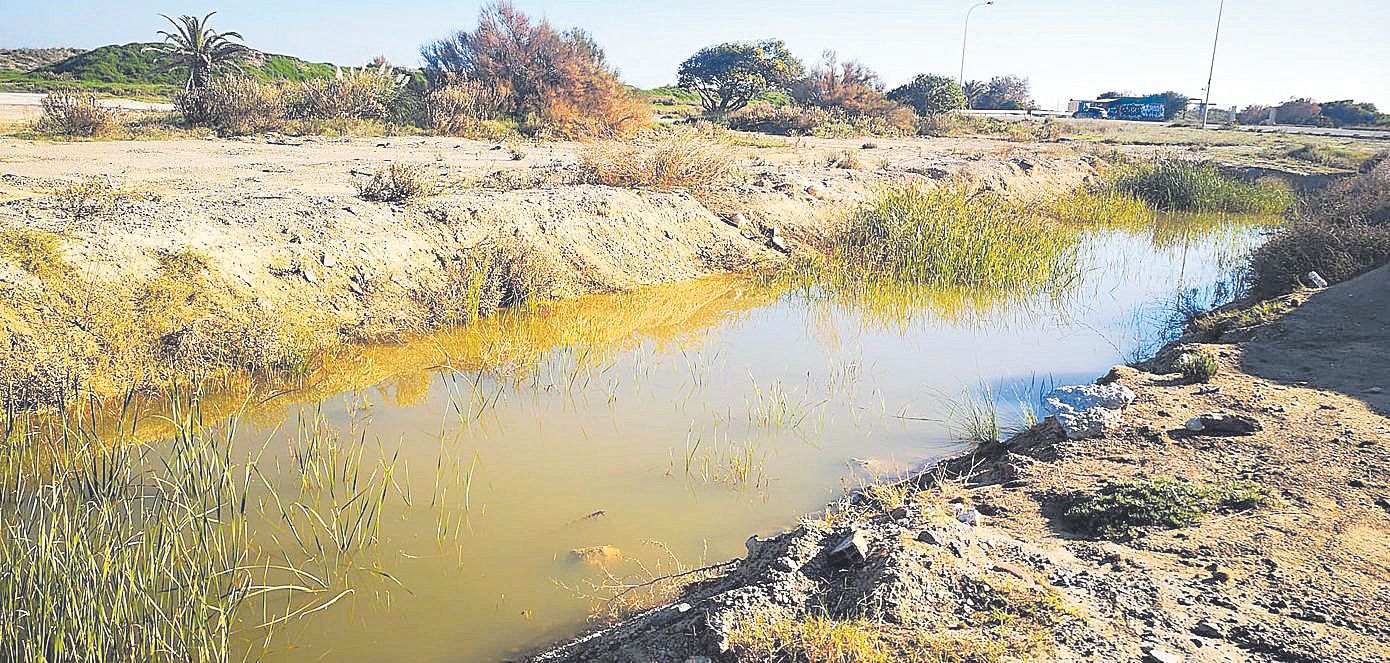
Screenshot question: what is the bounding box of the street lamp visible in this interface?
[1200,0,1226,128]
[959,1,995,86]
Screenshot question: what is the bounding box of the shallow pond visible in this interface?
[117,217,1263,661]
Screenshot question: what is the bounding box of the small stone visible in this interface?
[1209,564,1234,583]
[769,235,790,253]
[321,252,336,268]
[1185,413,1261,436]
[828,530,868,567]
[1192,619,1223,638]
[674,603,692,613]
[569,545,622,565]
[1143,644,1182,663]
[917,530,944,546]
[889,506,910,522]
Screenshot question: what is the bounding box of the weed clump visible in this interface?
[1177,349,1220,383]
[834,185,1079,292]
[1246,154,1390,297]
[38,90,117,136]
[1111,159,1295,214]
[355,163,435,202]
[826,149,863,170]
[581,134,734,190]
[1065,477,1268,539]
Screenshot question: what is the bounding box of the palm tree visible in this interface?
[147,12,250,91]
[962,79,988,110]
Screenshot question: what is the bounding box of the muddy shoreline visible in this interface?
[529,265,1390,662]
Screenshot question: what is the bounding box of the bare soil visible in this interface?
[532,265,1390,662]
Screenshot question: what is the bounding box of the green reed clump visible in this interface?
[0,404,250,662]
[834,186,1081,292]
[1111,159,1295,214]
[0,396,401,662]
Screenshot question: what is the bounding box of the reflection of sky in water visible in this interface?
[219,221,1264,662]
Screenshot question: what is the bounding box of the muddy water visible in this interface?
[199,219,1261,661]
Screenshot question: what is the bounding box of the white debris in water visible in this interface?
[1045,384,1136,440]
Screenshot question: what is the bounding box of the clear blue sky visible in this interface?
[5,1,1387,110]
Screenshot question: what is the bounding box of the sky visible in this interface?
[5,0,1388,110]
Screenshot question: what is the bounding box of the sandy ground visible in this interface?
[534,266,1390,662]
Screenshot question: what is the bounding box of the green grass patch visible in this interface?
[1111,159,1295,214]
[1065,477,1268,539]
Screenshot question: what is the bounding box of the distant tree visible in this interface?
[677,39,803,114]
[1275,98,1326,126]
[1096,90,1127,99]
[1236,104,1273,125]
[1320,99,1378,127]
[887,74,965,116]
[961,79,988,109]
[976,75,1033,110]
[1156,91,1190,120]
[420,2,648,136]
[792,51,886,112]
[147,12,251,91]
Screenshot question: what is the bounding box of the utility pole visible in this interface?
[1201,0,1226,128]
[960,1,995,87]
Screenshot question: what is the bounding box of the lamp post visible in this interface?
[959,1,995,87]
[1200,0,1226,128]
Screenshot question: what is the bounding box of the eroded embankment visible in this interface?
[531,266,1390,663]
[0,135,1098,407]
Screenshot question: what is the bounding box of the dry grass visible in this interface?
[175,76,284,136]
[37,90,117,137]
[355,163,436,202]
[581,134,735,190]
[1248,154,1390,296]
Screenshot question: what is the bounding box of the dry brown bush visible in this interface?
[422,81,509,134]
[1248,154,1390,296]
[355,163,435,202]
[175,76,284,135]
[38,91,117,136]
[581,134,734,189]
[287,64,408,122]
[420,1,650,138]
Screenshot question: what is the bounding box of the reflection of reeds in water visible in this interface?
[0,396,402,662]
[64,276,785,445]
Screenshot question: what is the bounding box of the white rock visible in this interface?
[1045,384,1136,439]
[1307,270,1329,288]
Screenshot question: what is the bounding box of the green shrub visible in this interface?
[37,90,117,136]
[1065,477,1268,539]
[726,101,913,137]
[1111,160,1295,213]
[887,74,966,116]
[1178,350,1220,383]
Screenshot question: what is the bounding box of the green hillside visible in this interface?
[0,42,338,97]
